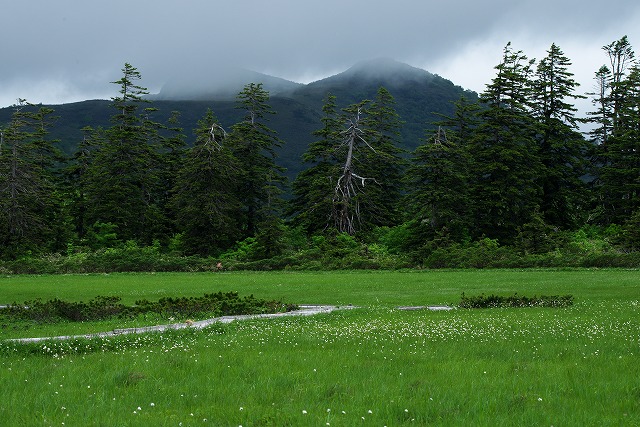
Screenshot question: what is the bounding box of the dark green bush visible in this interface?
[1,293,298,324]
[459,292,574,309]
[0,226,639,273]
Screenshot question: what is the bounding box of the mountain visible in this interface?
[288,58,477,146]
[0,59,477,183]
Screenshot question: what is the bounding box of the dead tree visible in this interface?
[207,123,227,151]
[332,107,377,234]
[433,126,448,146]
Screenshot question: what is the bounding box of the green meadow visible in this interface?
[1,269,639,426]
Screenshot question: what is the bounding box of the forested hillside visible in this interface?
[0,37,639,271]
[0,58,472,182]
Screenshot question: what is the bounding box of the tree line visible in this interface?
[1,37,639,267]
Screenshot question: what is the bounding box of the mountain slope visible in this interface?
[286,58,477,148]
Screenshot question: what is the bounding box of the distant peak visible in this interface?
[349,57,412,70]
[340,58,433,82]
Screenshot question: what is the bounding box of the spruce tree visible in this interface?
[292,89,405,236]
[531,43,590,228]
[469,43,543,243]
[407,96,477,245]
[157,111,187,239]
[64,126,101,242]
[289,93,343,234]
[84,63,164,244]
[589,36,639,224]
[228,83,287,239]
[170,110,241,256]
[600,62,640,222]
[359,87,405,230]
[0,101,63,257]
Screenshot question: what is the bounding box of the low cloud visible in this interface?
[1,0,639,107]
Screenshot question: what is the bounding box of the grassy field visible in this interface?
[1,269,639,425]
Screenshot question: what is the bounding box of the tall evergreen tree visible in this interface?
[469,43,543,243]
[84,63,164,243]
[604,36,635,130]
[587,65,613,146]
[292,89,405,236]
[531,43,590,228]
[0,101,63,258]
[600,61,640,222]
[157,111,188,238]
[407,96,478,245]
[289,93,342,234]
[358,87,405,230]
[228,83,287,238]
[63,126,101,242]
[589,36,639,224]
[170,110,241,256]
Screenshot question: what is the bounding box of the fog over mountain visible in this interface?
[152,58,442,101]
[333,58,435,84]
[152,66,303,101]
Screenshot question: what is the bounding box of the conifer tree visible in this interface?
[587,65,613,146]
[0,101,63,257]
[289,93,342,234]
[359,87,405,229]
[157,111,187,238]
[64,126,101,241]
[84,63,164,244]
[292,89,405,236]
[407,96,477,245]
[601,62,640,222]
[170,110,241,256]
[589,36,639,224]
[469,43,543,243]
[228,83,287,239]
[531,43,590,228]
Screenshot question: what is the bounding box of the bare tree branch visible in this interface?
[332,106,378,234]
[207,123,227,150]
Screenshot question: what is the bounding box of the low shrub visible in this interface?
[1,292,298,325]
[459,292,574,309]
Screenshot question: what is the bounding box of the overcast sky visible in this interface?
[1,0,639,109]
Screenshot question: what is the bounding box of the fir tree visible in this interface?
[531,43,590,228]
[408,114,474,244]
[170,110,241,256]
[84,63,165,244]
[289,93,342,234]
[229,83,287,239]
[0,101,63,257]
[358,87,406,230]
[589,36,639,224]
[469,43,543,243]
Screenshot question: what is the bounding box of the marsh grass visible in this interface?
[0,270,639,425]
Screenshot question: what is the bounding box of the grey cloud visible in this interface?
[1,0,639,107]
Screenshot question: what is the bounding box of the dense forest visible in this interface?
[1,37,639,272]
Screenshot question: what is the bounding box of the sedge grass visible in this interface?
[0,269,637,343]
[0,268,638,306]
[0,269,639,425]
[1,303,638,425]
[1,269,638,339]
